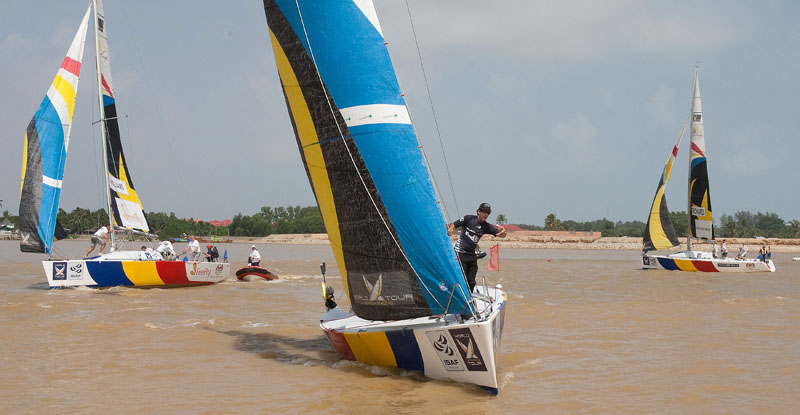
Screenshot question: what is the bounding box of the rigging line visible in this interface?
[403,0,467,288]
[120,4,190,204]
[404,0,459,222]
[292,1,446,311]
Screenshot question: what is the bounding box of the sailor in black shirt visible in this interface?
[447,203,507,292]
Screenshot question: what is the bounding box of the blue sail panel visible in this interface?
[264,0,469,319]
[19,5,90,254]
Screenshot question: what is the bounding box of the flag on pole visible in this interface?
[488,244,500,271]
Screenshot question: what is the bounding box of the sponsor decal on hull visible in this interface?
[426,330,465,371]
[717,263,740,268]
[53,262,67,280]
[68,262,84,280]
[449,327,487,372]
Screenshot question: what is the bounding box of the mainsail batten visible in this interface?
[264,0,470,320]
[19,5,92,254]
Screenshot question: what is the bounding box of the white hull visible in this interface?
[320,285,507,394]
[642,250,775,272]
[44,250,229,287]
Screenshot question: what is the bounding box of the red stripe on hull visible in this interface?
[154,261,190,285]
[60,57,81,76]
[692,260,719,272]
[324,329,355,360]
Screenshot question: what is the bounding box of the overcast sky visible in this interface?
[2,1,798,227]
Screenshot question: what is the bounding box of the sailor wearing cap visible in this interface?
[248,245,261,267]
[447,202,507,292]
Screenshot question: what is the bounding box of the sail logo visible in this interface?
[52,262,67,280]
[108,175,129,195]
[426,331,465,371]
[353,273,414,304]
[691,206,706,217]
[448,328,487,372]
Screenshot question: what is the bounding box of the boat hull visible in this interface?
[642,252,775,272]
[43,258,230,287]
[320,285,506,394]
[235,266,277,281]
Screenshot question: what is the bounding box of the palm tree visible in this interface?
[495,214,507,225]
[545,213,561,231]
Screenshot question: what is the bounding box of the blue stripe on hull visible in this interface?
[385,329,424,372]
[656,257,679,270]
[85,261,133,286]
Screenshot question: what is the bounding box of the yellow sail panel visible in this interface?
[642,119,687,252]
[269,29,349,296]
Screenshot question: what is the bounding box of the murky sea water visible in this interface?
[1,240,798,414]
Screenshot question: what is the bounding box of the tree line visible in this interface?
[1,205,325,240]
[3,206,798,240]
[513,211,800,239]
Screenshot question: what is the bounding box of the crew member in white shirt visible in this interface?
[85,224,112,258]
[181,235,202,262]
[248,245,261,266]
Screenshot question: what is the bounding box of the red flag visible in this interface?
[488,244,499,271]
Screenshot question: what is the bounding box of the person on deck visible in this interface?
[156,240,176,260]
[205,244,219,262]
[447,203,507,293]
[84,224,112,258]
[736,245,748,260]
[181,235,202,262]
[721,240,728,259]
[759,245,768,262]
[248,245,261,267]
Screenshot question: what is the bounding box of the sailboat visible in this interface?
[641,68,775,273]
[261,0,507,393]
[18,0,229,287]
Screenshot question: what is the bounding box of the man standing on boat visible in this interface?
[84,224,112,258]
[448,203,507,292]
[248,245,261,267]
[181,235,202,262]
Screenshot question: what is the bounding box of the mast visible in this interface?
[686,66,698,252]
[92,0,115,250]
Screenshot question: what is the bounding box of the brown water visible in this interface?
[1,240,798,414]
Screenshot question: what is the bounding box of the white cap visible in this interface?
[251,245,256,248]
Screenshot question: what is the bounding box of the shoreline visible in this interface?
[54,233,800,252]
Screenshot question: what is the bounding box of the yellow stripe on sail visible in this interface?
[647,185,674,250]
[115,153,145,218]
[20,131,29,197]
[269,29,349,296]
[52,74,78,120]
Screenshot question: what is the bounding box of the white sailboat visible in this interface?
[641,68,775,273]
[261,0,506,393]
[18,0,229,287]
